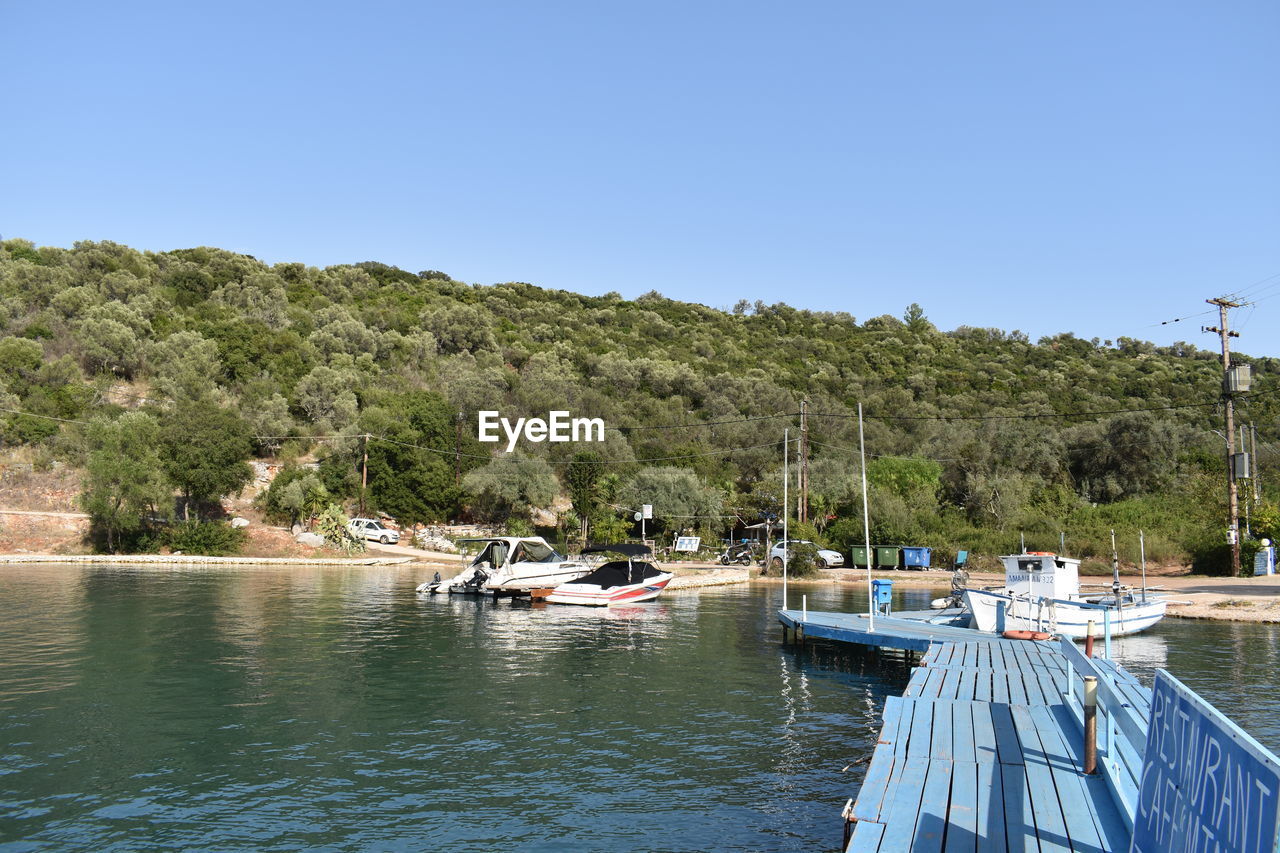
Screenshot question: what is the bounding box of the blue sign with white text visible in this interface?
[1132,670,1280,853]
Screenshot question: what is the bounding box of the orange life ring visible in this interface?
[1027,551,1054,556]
[1002,630,1052,641]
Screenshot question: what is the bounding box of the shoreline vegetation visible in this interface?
[5,551,1278,623]
[1,238,1278,577]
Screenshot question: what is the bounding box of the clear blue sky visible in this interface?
[4,1,1278,355]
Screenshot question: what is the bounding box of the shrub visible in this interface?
[787,541,823,579]
[164,520,246,556]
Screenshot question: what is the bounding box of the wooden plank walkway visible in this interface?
[778,606,1151,853]
[842,639,1136,852]
[778,609,1005,653]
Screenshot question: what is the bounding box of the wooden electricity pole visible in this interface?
[798,399,809,524]
[455,411,463,487]
[1205,297,1242,575]
[360,433,370,515]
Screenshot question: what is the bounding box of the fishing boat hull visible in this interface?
[545,573,673,606]
[964,588,1166,638]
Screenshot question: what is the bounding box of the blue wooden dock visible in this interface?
[777,609,1004,653]
[779,608,1153,852]
[845,640,1135,851]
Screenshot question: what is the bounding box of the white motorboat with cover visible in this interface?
[544,544,674,606]
[963,551,1166,638]
[416,537,591,595]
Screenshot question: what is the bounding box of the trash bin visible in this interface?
[902,547,932,570]
[851,546,871,567]
[872,578,893,611]
[875,546,901,569]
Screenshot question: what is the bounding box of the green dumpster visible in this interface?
[850,546,871,567]
[875,546,901,569]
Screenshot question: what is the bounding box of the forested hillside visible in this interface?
[1,238,1276,571]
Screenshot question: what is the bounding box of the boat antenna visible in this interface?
[858,402,874,632]
[1110,529,1121,598]
[1139,530,1148,603]
[1020,531,1025,553]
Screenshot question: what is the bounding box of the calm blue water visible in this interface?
[2,567,1278,852]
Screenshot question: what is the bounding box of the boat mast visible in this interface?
[858,403,874,632]
[1110,529,1121,598]
[1139,530,1148,603]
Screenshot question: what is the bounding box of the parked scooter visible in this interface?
[719,541,755,566]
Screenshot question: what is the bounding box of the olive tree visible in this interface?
[80,412,172,552]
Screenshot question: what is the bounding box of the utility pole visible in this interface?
[1253,423,1262,502]
[1204,297,1243,575]
[360,433,370,515]
[798,399,809,525]
[455,411,463,487]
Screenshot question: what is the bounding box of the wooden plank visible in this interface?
[912,759,954,851]
[852,742,899,822]
[941,669,961,701]
[990,703,1023,766]
[1000,762,1039,852]
[889,696,915,755]
[1004,669,1025,706]
[877,757,932,852]
[957,668,977,703]
[976,759,1009,853]
[907,699,934,760]
[1009,705,1072,852]
[1024,704,1106,853]
[1016,665,1040,706]
[974,670,993,703]
[945,760,979,853]
[952,702,977,763]
[846,819,885,853]
[991,672,1010,704]
[972,700,999,765]
[932,704,954,762]
[879,696,905,747]
[1043,701,1134,853]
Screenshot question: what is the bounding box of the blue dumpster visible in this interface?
[872,578,893,609]
[902,547,932,569]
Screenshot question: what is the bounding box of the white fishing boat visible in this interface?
[416,537,591,595]
[545,544,673,606]
[963,551,1166,638]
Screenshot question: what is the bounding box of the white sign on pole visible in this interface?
[642,504,652,520]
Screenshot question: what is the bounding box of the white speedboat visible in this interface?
[416,537,591,595]
[963,551,1166,638]
[545,544,673,606]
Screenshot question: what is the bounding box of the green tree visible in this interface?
[463,453,558,522]
[564,450,604,539]
[358,391,476,524]
[80,413,172,552]
[157,400,254,519]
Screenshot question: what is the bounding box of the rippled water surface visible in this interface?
[3,567,1279,852]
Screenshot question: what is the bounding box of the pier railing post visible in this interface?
[1085,620,1095,658]
[1083,676,1098,775]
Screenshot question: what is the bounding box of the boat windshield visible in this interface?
[512,541,559,563]
[576,560,664,589]
[472,541,509,568]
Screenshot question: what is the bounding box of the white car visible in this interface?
[768,539,844,569]
[347,517,400,544]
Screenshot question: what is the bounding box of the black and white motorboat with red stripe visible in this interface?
[545,544,673,606]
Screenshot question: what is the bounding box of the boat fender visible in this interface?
[1001,630,1052,641]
